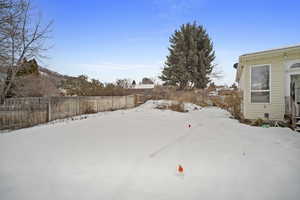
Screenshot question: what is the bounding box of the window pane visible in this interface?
[251,65,269,90]
[251,92,270,103]
[291,63,300,69]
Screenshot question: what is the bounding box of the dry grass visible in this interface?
[151,86,209,107]
[156,102,186,112]
[168,102,186,112]
[150,86,244,121]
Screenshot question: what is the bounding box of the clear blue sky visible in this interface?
[36,0,300,85]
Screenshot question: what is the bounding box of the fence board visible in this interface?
[0,95,136,130]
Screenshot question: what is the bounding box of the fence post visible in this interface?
[134,94,138,106]
[76,97,79,115]
[47,97,51,122]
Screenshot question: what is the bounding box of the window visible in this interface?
[290,63,300,69]
[251,65,270,103]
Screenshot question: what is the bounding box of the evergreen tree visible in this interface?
[160,22,215,89]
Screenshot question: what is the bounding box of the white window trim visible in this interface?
[284,59,300,97]
[249,64,271,104]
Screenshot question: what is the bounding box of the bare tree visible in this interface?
[116,78,131,89]
[209,65,223,82]
[0,0,52,103]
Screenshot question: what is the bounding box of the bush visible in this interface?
[251,118,264,126]
[210,96,226,108]
[169,102,186,112]
[223,91,243,120]
[83,105,97,114]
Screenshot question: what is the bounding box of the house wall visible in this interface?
[238,48,300,120]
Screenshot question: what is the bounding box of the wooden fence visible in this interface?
[0,95,136,130]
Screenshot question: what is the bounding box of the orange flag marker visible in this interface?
[177,165,184,173]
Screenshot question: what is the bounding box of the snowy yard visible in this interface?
[1,100,300,200]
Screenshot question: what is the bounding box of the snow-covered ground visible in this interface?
[1,100,300,200]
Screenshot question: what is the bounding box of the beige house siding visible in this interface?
[240,57,284,120]
[237,46,300,120]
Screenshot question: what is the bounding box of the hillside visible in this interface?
[0,60,77,97]
[38,66,73,88]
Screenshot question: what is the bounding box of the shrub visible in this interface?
[83,105,97,114]
[223,91,243,120]
[169,102,186,112]
[251,118,264,126]
[210,96,226,108]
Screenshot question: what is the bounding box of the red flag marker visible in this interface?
[177,165,184,173]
